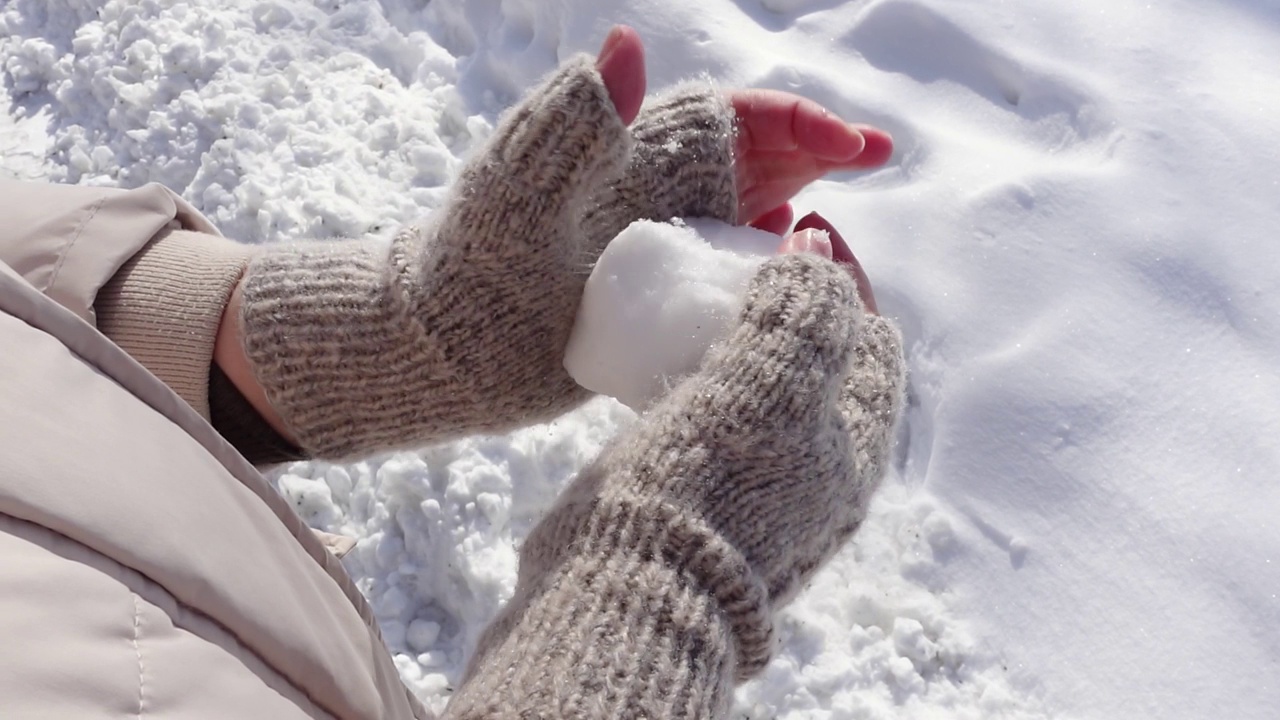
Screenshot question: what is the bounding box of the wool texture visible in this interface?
[237,56,739,460]
[581,83,739,247]
[444,253,906,718]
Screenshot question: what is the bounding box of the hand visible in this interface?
[593,24,894,233]
[444,37,907,715]
[219,45,638,458]
[469,250,907,697]
[213,29,676,453]
[779,210,880,314]
[735,94,893,232]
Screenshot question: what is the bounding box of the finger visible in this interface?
[777,125,893,173]
[848,125,894,168]
[748,203,794,235]
[851,261,878,314]
[736,149,824,193]
[596,25,646,125]
[794,212,878,314]
[810,126,895,171]
[793,211,853,264]
[731,89,865,160]
[733,125,893,217]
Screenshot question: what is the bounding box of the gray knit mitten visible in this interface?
[445,253,906,719]
[237,58,741,459]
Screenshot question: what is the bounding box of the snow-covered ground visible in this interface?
[4,0,1279,717]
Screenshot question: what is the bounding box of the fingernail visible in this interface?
[794,211,825,233]
[790,228,832,258]
[794,211,855,265]
[598,26,624,63]
[845,125,867,159]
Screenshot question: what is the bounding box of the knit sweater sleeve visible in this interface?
[95,227,254,421]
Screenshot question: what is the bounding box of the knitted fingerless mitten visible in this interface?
[237,60,743,460]
[238,56,630,459]
[445,253,906,719]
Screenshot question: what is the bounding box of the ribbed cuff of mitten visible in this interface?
[447,503,741,717]
[96,228,253,420]
[583,83,737,248]
[238,239,392,458]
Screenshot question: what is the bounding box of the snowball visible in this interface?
[564,219,780,411]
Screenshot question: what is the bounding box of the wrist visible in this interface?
[213,278,299,446]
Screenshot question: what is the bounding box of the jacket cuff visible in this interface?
[96,228,254,420]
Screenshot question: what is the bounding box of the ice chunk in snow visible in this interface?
[564,218,780,411]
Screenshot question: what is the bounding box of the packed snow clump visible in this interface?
[565,218,779,410]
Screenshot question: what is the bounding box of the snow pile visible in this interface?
[565,218,778,410]
[274,398,632,712]
[735,481,1053,719]
[0,0,469,242]
[4,0,1280,718]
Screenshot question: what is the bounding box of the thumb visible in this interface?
[596,25,646,125]
[794,212,878,315]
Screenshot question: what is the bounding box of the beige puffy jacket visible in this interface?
[0,179,426,719]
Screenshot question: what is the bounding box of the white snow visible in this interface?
[4,0,1280,718]
[565,218,778,411]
